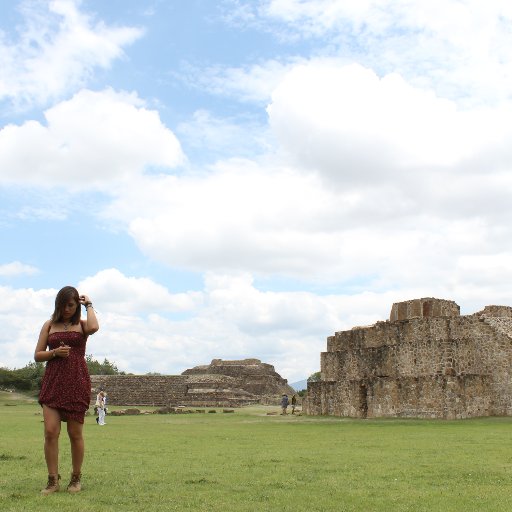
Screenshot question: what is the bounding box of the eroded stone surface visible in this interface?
[304,298,512,419]
[91,358,294,408]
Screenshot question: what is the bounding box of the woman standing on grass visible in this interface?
[34,286,99,495]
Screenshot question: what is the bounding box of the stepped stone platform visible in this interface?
[303,298,512,419]
[91,358,294,407]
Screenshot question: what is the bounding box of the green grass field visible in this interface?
[1,391,512,512]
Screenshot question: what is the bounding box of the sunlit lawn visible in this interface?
[1,391,512,512]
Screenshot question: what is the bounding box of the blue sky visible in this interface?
[1,0,512,383]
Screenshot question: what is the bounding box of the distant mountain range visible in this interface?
[289,379,308,391]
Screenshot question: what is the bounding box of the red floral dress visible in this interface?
[39,330,91,423]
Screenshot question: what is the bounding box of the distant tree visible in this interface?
[15,361,46,390]
[0,367,20,390]
[297,389,307,397]
[85,355,123,375]
[145,372,162,376]
[307,371,321,383]
[0,362,46,393]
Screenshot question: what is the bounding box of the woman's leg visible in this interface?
[66,420,84,475]
[42,405,61,476]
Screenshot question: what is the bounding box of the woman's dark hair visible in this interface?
[51,286,81,325]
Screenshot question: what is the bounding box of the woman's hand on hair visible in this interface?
[79,294,91,305]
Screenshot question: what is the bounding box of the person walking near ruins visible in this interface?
[97,391,107,425]
[95,388,105,423]
[35,286,99,495]
[291,394,297,414]
[281,394,289,415]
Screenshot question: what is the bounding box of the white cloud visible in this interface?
[0,286,56,369]
[78,268,203,315]
[94,57,512,290]
[177,109,272,159]
[267,61,512,182]
[14,204,68,221]
[1,265,510,382]
[0,271,390,381]
[0,0,143,108]
[183,59,302,103]
[0,88,185,189]
[104,162,366,280]
[98,154,512,297]
[236,0,512,105]
[0,261,39,277]
[202,272,336,335]
[3,0,512,385]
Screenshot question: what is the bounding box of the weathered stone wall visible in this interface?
[182,358,294,396]
[389,297,460,322]
[91,358,294,407]
[304,298,512,419]
[90,375,188,406]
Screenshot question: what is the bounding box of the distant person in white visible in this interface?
[97,391,106,425]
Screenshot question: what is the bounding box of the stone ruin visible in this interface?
[303,298,512,419]
[90,358,294,408]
